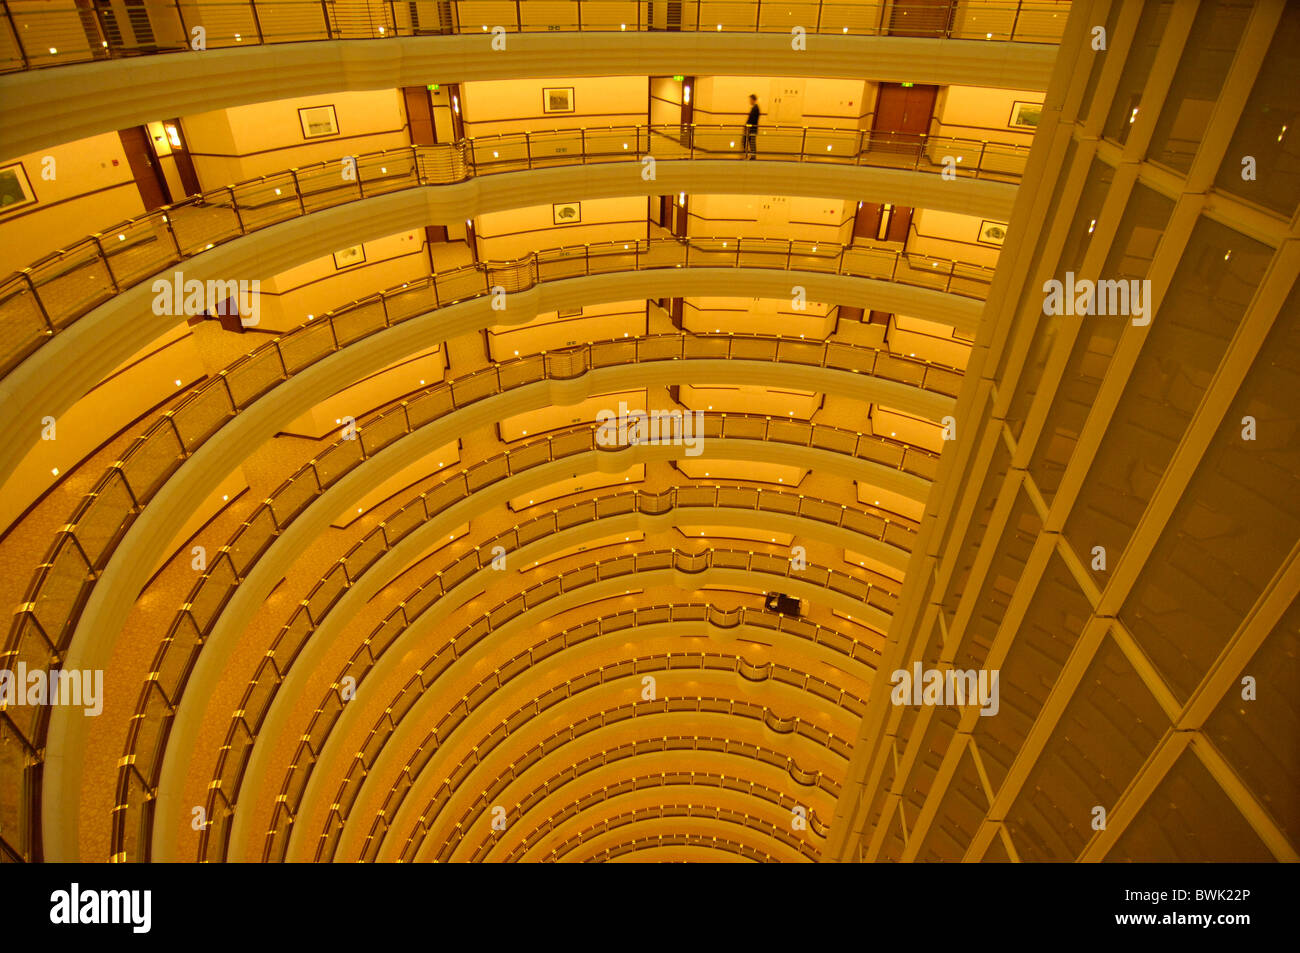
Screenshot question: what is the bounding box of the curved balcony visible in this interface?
[453,732,837,862]
[494,763,827,863]
[113,412,926,860]
[223,540,883,861]
[18,327,947,691]
[383,699,843,862]
[582,830,774,862]
[517,780,829,862]
[22,325,947,674]
[343,670,849,862]
[334,631,864,862]
[233,482,902,860]
[1,0,1072,73]
[0,128,1011,382]
[544,804,816,861]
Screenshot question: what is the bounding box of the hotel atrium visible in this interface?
[0,0,1295,866]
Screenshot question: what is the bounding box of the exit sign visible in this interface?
[900,82,914,87]
[673,74,684,81]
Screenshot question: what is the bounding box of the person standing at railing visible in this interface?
[744,94,760,159]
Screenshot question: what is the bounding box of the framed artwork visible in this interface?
[542,87,575,114]
[977,220,1009,246]
[552,202,582,225]
[333,244,366,268]
[299,104,339,139]
[0,162,36,214]
[1008,100,1042,129]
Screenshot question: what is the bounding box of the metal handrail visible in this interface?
[0,0,1072,73]
[0,124,1020,380]
[217,484,905,860]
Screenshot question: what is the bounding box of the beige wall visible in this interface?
[689,193,850,244]
[0,132,142,275]
[694,76,870,129]
[907,207,1003,268]
[258,229,430,332]
[933,84,1043,145]
[476,195,648,259]
[462,76,648,136]
[182,89,407,186]
[0,325,206,534]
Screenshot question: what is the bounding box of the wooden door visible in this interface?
[119,126,169,209]
[871,83,939,154]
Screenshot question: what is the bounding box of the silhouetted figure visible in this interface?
[744,94,759,159]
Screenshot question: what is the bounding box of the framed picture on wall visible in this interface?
[553,202,582,225]
[0,162,36,214]
[977,220,1009,246]
[299,104,339,139]
[1008,100,1042,129]
[333,244,366,268]
[542,87,575,114]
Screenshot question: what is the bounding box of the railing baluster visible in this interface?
[3,1,28,67]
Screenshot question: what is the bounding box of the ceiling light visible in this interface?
[51,467,59,476]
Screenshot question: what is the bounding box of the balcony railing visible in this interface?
[402,697,840,861]
[292,548,874,861]
[13,300,954,741]
[4,248,952,862]
[542,803,819,861]
[0,1,1072,72]
[490,745,833,862]
[103,406,926,861]
[219,504,897,860]
[0,126,1015,380]
[344,629,866,863]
